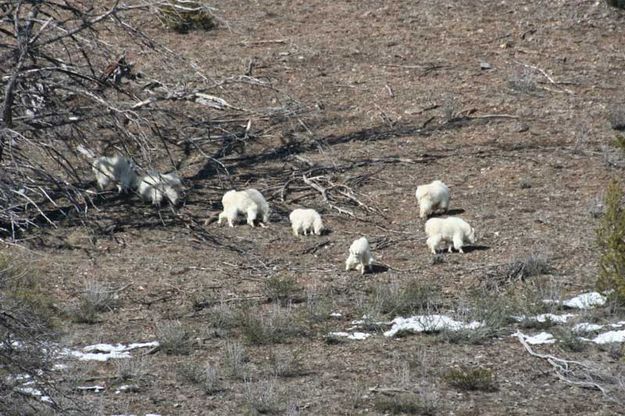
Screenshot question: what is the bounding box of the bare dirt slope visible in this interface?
[8,1,625,415]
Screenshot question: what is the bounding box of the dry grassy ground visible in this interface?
[5,1,625,415]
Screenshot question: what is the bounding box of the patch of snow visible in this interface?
[562,292,606,309]
[17,386,53,403]
[384,315,483,338]
[328,332,371,340]
[513,313,576,324]
[62,341,159,362]
[350,315,391,326]
[514,331,556,345]
[573,323,604,333]
[330,312,342,318]
[591,330,625,344]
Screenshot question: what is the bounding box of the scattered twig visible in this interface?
[514,61,574,94]
[242,38,287,46]
[515,331,608,396]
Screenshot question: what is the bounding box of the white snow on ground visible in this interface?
[563,292,607,309]
[512,313,576,324]
[350,316,391,326]
[573,323,604,333]
[112,414,161,416]
[17,384,52,403]
[545,292,607,309]
[384,315,482,337]
[328,332,371,340]
[591,330,625,344]
[61,341,159,361]
[513,331,556,345]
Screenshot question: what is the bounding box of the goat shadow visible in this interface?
[368,264,389,274]
[429,208,465,217]
[461,244,490,253]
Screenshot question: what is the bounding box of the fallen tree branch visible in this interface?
[514,331,608,396]
[302,174,354,217]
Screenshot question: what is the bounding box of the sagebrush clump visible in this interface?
[157,1,215,33]
[596,180,625,303]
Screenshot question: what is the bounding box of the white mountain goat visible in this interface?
[415,180,450,219]
[218,189,270,227]
[425,216,476,254]
[92,155,137,193]
[289,208,324,236]
[137,172,182,206]
[345,237,374,275]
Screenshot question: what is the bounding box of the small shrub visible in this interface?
[519,178,532,189]
[72,281,118,324]
[239,304,302,345]
[304,288,331,324]
[596,180,625,303]
[177,361,222,394]
[114,356,148,382]
[441,93,459,121]
[609,108,625,130]
[589,194,605,219]
[207,300,237,330]
[518,316,556,330]
[506,253,551,281]
[156,1,215,34]
[615,135,625,152]
[373,393,437,415]
[508,67,537,93]
[269,349,305,378]
[223,341,248,380]
[444,366,498,392]
[324,333,348,345]
[554,328,586,353]
[263,275,302,306]
[156,321,192,355]
[243,378,284,415]
[441,293,512,345]
[431,254,445,265]
[0,254,60,414]
[606,0,625,9]
[374,280,442,317]
[1,256,58,326]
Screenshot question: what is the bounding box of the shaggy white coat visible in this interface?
[137,172,182,206]
[92,155,137,193]
[425,216,475,254]
[345,237,374,275]
[415,180,450,219]
[218,188,270,227]
[289,208,324,236]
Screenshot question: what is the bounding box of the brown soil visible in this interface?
[7,1,625,415]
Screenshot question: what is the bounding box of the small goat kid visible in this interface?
[92,155,137,193]
[345,237,374,275]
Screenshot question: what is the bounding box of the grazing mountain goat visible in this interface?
[425,217,476,254]
[345,237,374,275]
[415,180,450,219]
[218,189,270,227]
[92,155,137,193]
[289,208,324,236]
[137,172,182,206]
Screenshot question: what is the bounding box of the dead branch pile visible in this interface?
[0,1,306,239]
